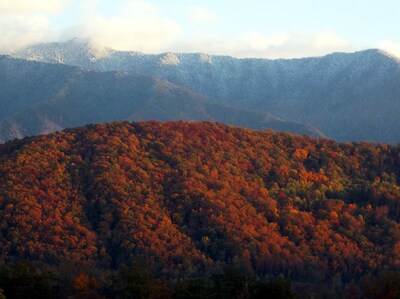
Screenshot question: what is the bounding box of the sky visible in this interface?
[0,0,399,58]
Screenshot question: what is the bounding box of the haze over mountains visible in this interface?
[3,38,400,143]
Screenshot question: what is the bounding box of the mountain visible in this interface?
[1,121,400,291]
[14,39,400,143]
[0,55,322,142]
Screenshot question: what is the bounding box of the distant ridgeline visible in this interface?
[0,54,323,143]
[1,121,400,297]
[10,38,400,143]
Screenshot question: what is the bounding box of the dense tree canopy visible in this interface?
[1,121,400,297]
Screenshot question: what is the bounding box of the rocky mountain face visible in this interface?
[14,39,400,143]
[0,55,322,142]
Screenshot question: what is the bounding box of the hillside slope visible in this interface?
[1,121,400,281]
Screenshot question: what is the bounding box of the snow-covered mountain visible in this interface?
[0,55,323,142]
[11,39,400,143]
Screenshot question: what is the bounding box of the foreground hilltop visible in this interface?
[1,121,400,290]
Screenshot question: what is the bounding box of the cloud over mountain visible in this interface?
[3,0,397,59]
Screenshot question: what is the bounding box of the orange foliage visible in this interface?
[1,121,400,280]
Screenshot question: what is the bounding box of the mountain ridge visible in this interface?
[13,38,398,63]
[0,55,323,142]
[12,39,400,143]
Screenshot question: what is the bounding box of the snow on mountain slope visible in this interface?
[0,55,324,142]
[12,39,400,142]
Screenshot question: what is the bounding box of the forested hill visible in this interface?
[1,121,400,296]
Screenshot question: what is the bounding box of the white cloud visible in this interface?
[74,0,182,52]
[79,15,182,53]
[313,32,350,51]
[188,6,218,24]
[0,0,357,59]
[264,31,353,58]
[174,31,353,59]
[378,40,400,58]
[0,0,182,54]
[0,14,56,53]
[0,0,69,14]
[0,0,69,53]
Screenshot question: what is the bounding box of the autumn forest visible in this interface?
[1,121,400,298]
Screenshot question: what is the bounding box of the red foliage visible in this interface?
[1,121,400,280]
